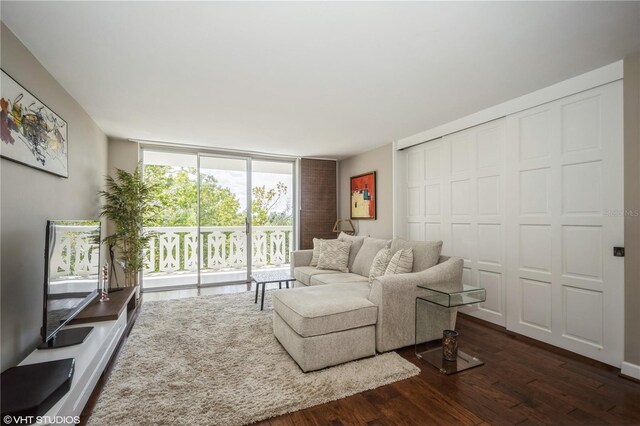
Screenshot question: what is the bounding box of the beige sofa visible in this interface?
[272,235,463,372]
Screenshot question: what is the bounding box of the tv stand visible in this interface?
[19,286,138,424]
[37,327,94,350]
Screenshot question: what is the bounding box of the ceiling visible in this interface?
[2,2,639,159]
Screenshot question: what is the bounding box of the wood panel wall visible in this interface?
[299,159,337,249]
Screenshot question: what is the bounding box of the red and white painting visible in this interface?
[351,171,376,220]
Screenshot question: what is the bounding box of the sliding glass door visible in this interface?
[251,160,294,273]
[141,148,295,291]
[142,150,199,290]
[199,155,250,284]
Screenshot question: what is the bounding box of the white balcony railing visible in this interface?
[49,225,100,279]
[143,226,293,274]
[49,225,292,282]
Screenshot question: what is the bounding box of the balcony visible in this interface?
[143,226,293,288]
[49,225,293,290]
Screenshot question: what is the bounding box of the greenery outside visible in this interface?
[143,165,292,227]
[143,165,293,272]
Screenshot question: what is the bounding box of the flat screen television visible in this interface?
[39,220,101,349]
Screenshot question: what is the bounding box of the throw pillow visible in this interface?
[384,248,414,276]
[338,232,366,271]
[310,238,324,266]
[369,247,392,283]
[317,239,352,273]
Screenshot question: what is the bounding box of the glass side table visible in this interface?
[415,284,486,375]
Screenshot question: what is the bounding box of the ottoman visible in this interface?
[272,282,378,372]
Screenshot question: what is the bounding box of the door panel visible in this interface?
[199,155,250,284]
[506,81,624,365]
[404,119,508,326]
[250,160,295,271]
[442,120,507,326]
[142,150,199,290]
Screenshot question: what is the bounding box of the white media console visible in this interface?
[19,288,137,425]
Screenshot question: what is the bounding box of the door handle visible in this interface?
[245,218,250,235]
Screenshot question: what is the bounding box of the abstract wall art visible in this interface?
[1,70,68,177]
[350,171,376,220]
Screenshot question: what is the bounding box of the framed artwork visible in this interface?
[350,171,376,220]
[1,69,68,178]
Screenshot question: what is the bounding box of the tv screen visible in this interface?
[42,220,100,344]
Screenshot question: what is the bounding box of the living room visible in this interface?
[1,1,640,425]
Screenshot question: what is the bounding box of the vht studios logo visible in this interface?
[3,415,80,425]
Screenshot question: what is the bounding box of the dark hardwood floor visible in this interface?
[83,286,640,425]
[259,314,640,425]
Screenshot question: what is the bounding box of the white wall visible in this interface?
[1,23,108,371]
[104,137,140,287]
[338,143,393,239]
[108,137,139,177]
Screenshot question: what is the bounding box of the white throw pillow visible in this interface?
[317,239,352,273]
[310,238,324,266]
[369,247,392,283]
[384,248,414,276]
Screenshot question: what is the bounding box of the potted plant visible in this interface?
[99,164,158,287]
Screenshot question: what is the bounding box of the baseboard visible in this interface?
[620,361,640,382]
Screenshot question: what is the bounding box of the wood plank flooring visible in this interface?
[83,286,640,425]
[260,313,640,425]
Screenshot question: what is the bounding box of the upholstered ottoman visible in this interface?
[272,282,377,372]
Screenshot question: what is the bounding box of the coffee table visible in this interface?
[251,270,296,310]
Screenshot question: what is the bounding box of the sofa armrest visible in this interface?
[290,249,314,275]
[368,257,464,352]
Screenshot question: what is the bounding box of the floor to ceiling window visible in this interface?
[250,160,295,275]
[198,155,249,285]
[141,147,296,291]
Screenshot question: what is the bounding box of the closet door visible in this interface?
[441,120,507,326]
[404,120,507,326]
[505,81,624,365]
[405,137,444,244]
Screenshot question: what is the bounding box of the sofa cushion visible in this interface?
[390,238,442,272]
[272,282,377,337]
[351,237,391,276]
[338,233,366,271]
[293,266,338,286]
[317,239,352,272]
[310,273,369,286]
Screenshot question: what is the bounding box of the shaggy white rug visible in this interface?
[87,290,420,426]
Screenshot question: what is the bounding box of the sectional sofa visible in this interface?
[272,234,464,372]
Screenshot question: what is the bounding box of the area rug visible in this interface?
[87,290,420,426]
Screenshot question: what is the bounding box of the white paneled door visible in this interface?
[405,119,508,326]
[401,81,624,365]
[506,81,624,365]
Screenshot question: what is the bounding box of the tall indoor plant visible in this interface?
[99,164,157,287]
